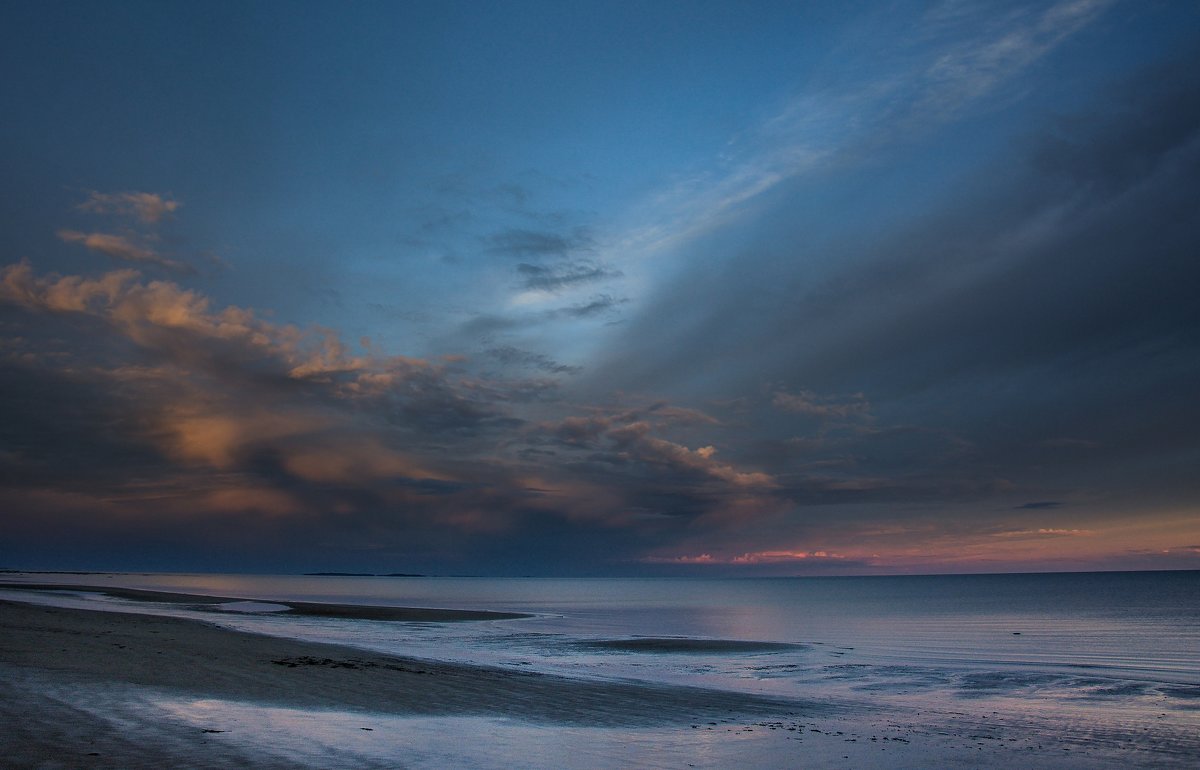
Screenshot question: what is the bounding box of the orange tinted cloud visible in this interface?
[0,260,441,392]
[281,439,448,484]
[57,230,191,272]
[78,190,181,223]
[643,549,846,564]
[198,485,304,517]
[160,408,331,470]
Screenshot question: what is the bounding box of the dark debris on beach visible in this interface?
[269,655,435,675]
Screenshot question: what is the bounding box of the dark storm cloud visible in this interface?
[0,345,166,490]
[593,51,1200,519]
[0,252,786,574]
[0,259,522,488]
[3,3,1198,576]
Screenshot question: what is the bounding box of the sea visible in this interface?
[2,570,1198,768]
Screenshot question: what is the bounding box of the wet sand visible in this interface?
[3,587,1195,769]
[2,582,529,621]
[0,598,810,723]
[0,598,817,768]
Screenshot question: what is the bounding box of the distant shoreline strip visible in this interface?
[0,582,530,622]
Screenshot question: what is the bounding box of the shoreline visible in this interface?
[0,598,809,726]
[3,582,1196,768]
[0,596,820,767]
[0,581,530,622]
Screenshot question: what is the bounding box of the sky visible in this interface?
[1,0,1198,576]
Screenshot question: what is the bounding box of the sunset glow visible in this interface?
[1,0,1198,576]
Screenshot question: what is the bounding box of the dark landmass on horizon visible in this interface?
[303,572,426,577]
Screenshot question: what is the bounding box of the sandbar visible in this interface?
[0,581,528,621]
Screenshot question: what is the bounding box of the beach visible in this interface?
[0,596,823,768]
[2,577,1197,768]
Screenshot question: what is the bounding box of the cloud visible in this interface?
[994,527,1093,538]
[279,437,448,485]
[456,294,627,343]
[2,259,721,572]
[732,549,844,563]
[5,10,1196,575]
[772,389,870,421]
[78,191,181,223]
[596,46,1200,533]
[57,230,193,273]
[641,402,721,426]
[533,408,777,495]
[912,0,1115,121]
[0,260,517,443]
[3,259,375,385]
[488,227,593,258]
[603,1,1115,270]
[557,294,626,318]
[486,346,581,375]
[158,407,331,471]
[1041,438,1101,449]
[645,553,715,564]
[642,549,848,565]
[516,261,620,292]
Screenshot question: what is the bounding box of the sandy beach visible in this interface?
[0,596,818,768]
[3,582,1196,769]
[0,596,809,722]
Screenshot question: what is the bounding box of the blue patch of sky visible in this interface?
[3,0,1196,367]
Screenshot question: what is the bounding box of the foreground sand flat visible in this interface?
[0,599,805,724]
[0,598,826,768]
[3,592,1196,769]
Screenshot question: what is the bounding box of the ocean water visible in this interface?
[3,570,1198,767]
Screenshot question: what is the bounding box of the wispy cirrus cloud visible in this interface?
[913,0,1115,120]
[607,0,1116,266]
